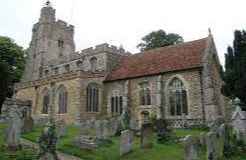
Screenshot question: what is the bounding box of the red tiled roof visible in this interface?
[105,37,208,82]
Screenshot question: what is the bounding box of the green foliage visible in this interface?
[0,36,26,111]
[137,29,183,51]
[37,123,58,160]
[222,30,246,109]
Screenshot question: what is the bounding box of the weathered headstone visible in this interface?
[156,119,167,136]
[206,132,217,160]
[209,121,219,136]
[199,132,206,148]
[95,120,103,139]
[120,130,133,156]
[2,99,22,150]
[219,123,231,157]
[102,120,109,139]
[111,118,118,136]
[21,117,34,133]
[56,119,67,138]
[72,135,98,149]
[182,113,187,127]
[140,123,153,148]
[184,135,199,160]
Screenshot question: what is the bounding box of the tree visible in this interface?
[137,29,183,51]
[222,30,246,109]
[0,36,25,112]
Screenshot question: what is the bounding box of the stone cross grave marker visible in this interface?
[184,135,199,160]
[140,122,153,148]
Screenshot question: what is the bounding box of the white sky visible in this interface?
[1,0,246,66]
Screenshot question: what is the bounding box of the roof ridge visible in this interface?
[133,36,209,56]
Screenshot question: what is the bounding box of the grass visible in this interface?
[2,122,246,160]
[21,125,43,142]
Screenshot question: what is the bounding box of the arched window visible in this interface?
[58,85,68,114]
[90,57,97,72]
[86,83,99,112]
[111,96,123,114]
[140,82,151,105]
[42,88,50,114]
[168,78,188,116]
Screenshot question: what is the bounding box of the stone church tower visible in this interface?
[22,3,75,82]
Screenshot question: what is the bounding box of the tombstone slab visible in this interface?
[120,130,133,156]
[184,135,199,160]
[219,123,231,157]
[141,123,153,148]
[207,132,217,160]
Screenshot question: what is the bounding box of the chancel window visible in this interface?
[42,89,50,114]
[111,96,123,114]
[140,82,151,105]
[168,78,188,116]
[86,83,99,112]
[58,85,68,114]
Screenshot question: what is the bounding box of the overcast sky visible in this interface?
[1,0,246,66]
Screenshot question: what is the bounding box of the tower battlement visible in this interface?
[79,43,131,56]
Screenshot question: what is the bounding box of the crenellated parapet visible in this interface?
[79,43,131,56]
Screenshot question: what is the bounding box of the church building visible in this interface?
[15,3,228,127]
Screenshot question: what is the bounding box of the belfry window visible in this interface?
[58,39,64,48]
[58,85,68,114]
[168,78,188,116]
[111,96,123,114]
[90,57,97,72]
[86,83,99,112]
[140,82,151,105]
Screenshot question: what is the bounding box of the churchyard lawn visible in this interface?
[17,124,246,160]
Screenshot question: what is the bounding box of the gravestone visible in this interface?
[156,119,167,136]
[199,132,206,147]
[72,135,98,149]
[207,132,217,160]
[102,120,109,139]
[219,123,230,157]
[140,123,153,148]
[111,118,118,136]
[2,99,23,150]
[95,120,103,139]
[56,119,67,138]
[184,135,199,160]
[120,130,133,156]
[231,98,246,143]
[21,117,34,133]
[209,121,219,136]
[182,113,187,127]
